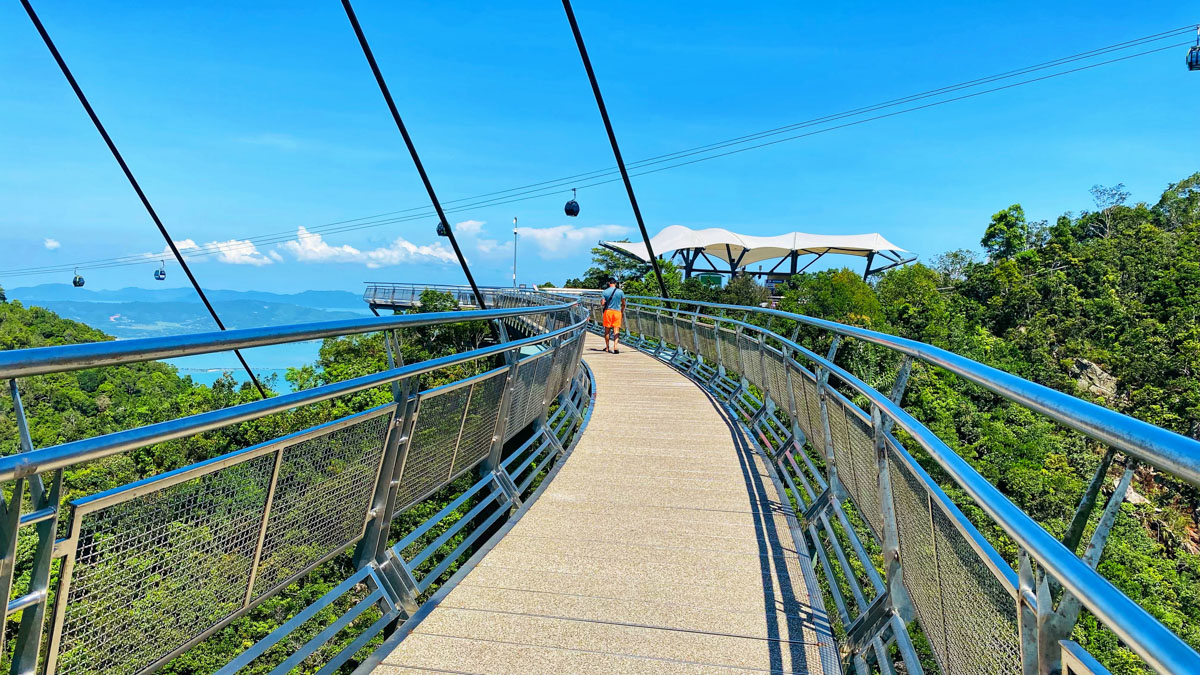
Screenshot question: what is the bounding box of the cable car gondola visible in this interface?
[1189,27,1200,71]
[154,260,166,281]
[72,268,84,288]
[564,188,580,217]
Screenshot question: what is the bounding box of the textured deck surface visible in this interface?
[373,333,839,674]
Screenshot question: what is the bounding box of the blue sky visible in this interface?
[2,1,1197,295]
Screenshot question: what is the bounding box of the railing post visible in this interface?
[781,327,805,446]
[714,313,727,382]
[871,405,915,624]
[484,339,523,475]
[1038,457,1138,674]
[670,310,684,363]
[4,379,65,674]
[816,335,842,470]
[688,314,702,374]
[354,378,416,570]
[1018,549,1040,675]
[733,324,748,396]
[751,332,770,424]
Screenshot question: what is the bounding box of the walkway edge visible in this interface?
[625,333,843,674]
[353,361,599,675]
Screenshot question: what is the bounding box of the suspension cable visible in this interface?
[19,0,267,398]
[340,0,488,310]
[4,26,1193,279]
[561,0,668,298]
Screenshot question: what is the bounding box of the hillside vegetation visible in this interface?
[0,289,488,673]
[605,172,1200,672]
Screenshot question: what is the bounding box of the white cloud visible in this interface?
[514,224,629,258]
[209,239,275,266]
[454,219,485,236]
[277,226,456,269]
[475,238,507,255]
[145,238,273,266]
[43,238,61,250]
[269,250,283,262]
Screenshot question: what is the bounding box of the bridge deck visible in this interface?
[373,334,839,674]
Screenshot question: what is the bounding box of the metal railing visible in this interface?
[0,293,593,674]
[363,282,487,309]
[361,283,567,312]
[581,293,1200,675]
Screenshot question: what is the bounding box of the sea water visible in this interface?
[163,340,324,394]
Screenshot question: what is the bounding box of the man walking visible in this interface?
[601,278,626,354]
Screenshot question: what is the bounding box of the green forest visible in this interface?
[0,289,491,673]
[567,171,1200,672]
[0,169,1197,673]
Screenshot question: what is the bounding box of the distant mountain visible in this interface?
[4,285,373,339]
[6,284,367,311]
[16,299,365,339]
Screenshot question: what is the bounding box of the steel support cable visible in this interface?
[5,33,1190,278]
[8,27,1190,278]
[18,0,268,398]
[561,0,669,298]
[340,0,487,310]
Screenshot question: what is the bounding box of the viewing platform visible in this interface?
[370,333,839,674]
[0,286,1197,674]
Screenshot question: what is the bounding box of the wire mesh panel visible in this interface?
[827,394,852,470]
[251,410,392,598]
[844,410,882,537]
[624,308,641,337]
[546,338,571,400]
[932,505,1022,674]
[676,318,696,355]
[452,369,508,476]
[506,349,555,438]
[737,333,764,389]
[764,348,789,411]
[718,327,739,376]
[54,454,276,675]
[647,313,663,343]
[795,366,826,453]
[396,384,473,510]
[890,449,948,673]
[695,323,718,364]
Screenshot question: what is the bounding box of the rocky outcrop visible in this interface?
[1071,358,1118,400]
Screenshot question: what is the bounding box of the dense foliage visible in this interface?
[567,172,1200,672]
[0,288,493,673]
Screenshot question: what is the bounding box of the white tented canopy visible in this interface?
[601,225,908,268]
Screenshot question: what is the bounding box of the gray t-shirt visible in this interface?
[601,287,625,310]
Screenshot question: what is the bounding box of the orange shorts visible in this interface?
[602,309,623,329]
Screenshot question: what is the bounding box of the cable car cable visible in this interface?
[7,26,1189,278]
[561,0,669,298]
[19,0,268,398]
[340,0,488,310]
[5,29,1191,279]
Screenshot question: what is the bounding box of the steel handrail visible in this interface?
[0,315,586,483]
[623,295,1200,487]
[621,300,1200,672]
[0,303,577,379]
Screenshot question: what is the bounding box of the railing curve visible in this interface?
[0,292,594,674]
[578,292,1200,675]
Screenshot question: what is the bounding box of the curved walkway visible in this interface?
[373,334,839,674]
